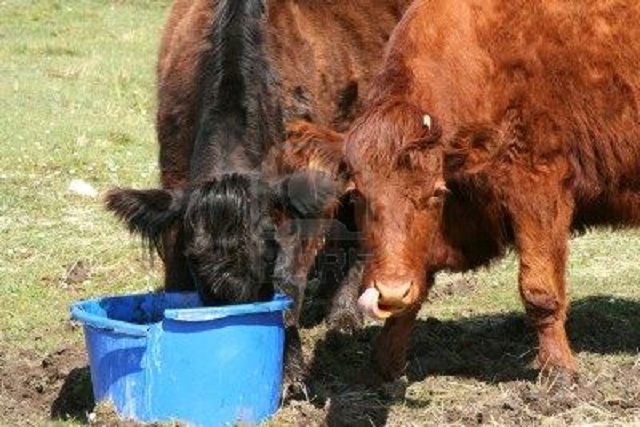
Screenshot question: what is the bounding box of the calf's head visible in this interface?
[105,171,338,305]
[344,102,447,319]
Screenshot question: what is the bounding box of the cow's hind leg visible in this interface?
[507,175,577,381]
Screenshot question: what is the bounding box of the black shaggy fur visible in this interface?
[183,174,279,304]
[105,0,336,305]
[190,0,281,180]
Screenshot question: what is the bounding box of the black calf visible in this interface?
[106,171,338,304]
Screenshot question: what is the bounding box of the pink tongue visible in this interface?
[357,288,382,320]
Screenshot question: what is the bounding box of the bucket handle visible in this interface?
[71,306,149,337]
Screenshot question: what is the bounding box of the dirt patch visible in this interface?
[0,344,93,425]
[270,296,640,426]
[1,295,638,426]
[60,259,92,288]
[429,276,478,301]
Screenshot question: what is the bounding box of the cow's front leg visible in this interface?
[508,177,577,381]
[327,258,364,333]
[274,272,308,399]
[367,306,420,383]
[274,220,328,398]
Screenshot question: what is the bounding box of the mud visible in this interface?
[0,345,93,425]
[1,294,638,426]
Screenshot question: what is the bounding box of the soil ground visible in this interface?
[1,280,638,426]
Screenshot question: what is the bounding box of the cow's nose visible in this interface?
[375,280,413,306]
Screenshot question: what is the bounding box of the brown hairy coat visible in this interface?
[157,0,411,190]
[334,0,640,381]
[153,0,411,289]
[154,0,411,286]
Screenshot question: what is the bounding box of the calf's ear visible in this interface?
[104,187,186,247]
[272,171,340,219]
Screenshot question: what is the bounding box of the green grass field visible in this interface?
[1,1,638,425]
[0,1,167,423]
[1,0,165,351]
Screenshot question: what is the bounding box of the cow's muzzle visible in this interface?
[357,281,416,320]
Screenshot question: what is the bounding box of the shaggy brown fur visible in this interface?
[155,0,410,287]
[329,0,640,382]
[157,0,411,189]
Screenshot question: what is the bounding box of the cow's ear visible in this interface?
[272,171,340,219]
[281,120,351,184]
[104,187,186,248]
[444,123,501,176]
[394,116,443,172]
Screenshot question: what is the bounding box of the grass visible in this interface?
[0,0,167,356]
[0,0,639,426]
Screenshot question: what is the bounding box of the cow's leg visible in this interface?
[507,175,576,378]
[273,276,307,396]
[275,220,329,397]
[326,257,364,333]
[369,306,420,383]
[324,198,364,333]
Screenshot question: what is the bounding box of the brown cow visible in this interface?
[106,0,411,390]
[321,0,640,382]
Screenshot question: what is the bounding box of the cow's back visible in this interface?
[481,1,640,205]
[156,0,411,188]
[267,0,412,132]
[382,0,640,219]
[157,0,216,188]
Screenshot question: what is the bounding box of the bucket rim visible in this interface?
[164,293,293,322]
[70,301,150,337]
[70,292,293,332]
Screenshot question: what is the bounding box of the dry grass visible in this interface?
[264,262,640,426]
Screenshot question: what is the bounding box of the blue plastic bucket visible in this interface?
[70,292,292,426]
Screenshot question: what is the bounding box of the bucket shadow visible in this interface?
[50,366,94,422]
[304,295,640,426]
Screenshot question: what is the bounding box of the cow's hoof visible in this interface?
[282,326,309,402]
[326,306,363,334]
[281,362,310,402]
[379,375,409,399]
[357,366,385,387]
[538,365,579,392]
[357,360,405,387]
[368,345,408,385]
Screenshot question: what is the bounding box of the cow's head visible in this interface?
[105,170,339,305]
[343,101,447,319]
